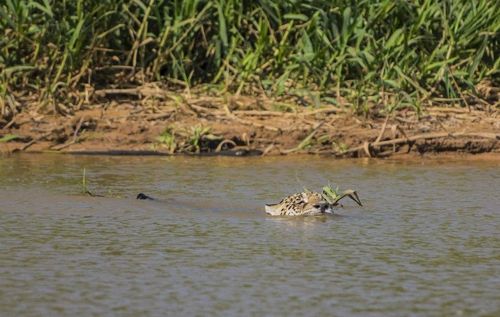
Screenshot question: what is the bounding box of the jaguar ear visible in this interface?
[301,192,309,203]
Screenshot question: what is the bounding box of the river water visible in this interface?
[0,154,499,316]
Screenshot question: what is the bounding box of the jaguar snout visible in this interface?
[314,203,332,213]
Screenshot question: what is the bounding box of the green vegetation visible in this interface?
[156,127,177,153]
[1,0,498,115]
[81,168,89,194]
[322,185,362,206]
[81,168,106,197]
[187,126,212,153]
[0,134,18,142]
[155,125,221,153]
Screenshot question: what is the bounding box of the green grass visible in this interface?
[156,127,177,153]
[0,134,18,142]
[1,0,498,115]
[81,167,88,194]
[155,124,220,153]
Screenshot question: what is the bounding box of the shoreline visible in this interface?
[1,93,499,159]
[2,150,500,161]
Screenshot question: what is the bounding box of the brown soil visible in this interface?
[1,87,499,158]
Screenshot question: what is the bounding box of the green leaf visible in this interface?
[283,14,309,21]
[385,28,404,49]
[217,1,228,48]
[1,66,35,77]
[29,0,54,18]
[69,19,85,51]
[383,79,401,89]
[0,134,19,143]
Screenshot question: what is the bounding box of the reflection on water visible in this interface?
[0,154,499,316]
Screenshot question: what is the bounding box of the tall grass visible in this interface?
[0,0,498,115]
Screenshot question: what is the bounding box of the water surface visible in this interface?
[0,154,499,316]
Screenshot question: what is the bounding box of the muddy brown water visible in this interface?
[0,154,499,316]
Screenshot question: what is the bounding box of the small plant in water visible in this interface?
[81,168,102,197]
[82,168,89,194]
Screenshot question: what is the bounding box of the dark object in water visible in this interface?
[85,190,104,197]
[137,193,155,200]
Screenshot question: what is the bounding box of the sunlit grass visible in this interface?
[0,0,498,115]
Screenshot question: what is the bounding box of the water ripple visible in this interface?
[0,155,499,316]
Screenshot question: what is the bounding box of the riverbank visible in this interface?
[2,1,498,159]
[1,88,498,158]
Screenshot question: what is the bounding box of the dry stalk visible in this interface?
[51,117,85,151]
[282,122,324,154]
[344,131,499,157]
[18,130,55,152]
[375,115,390,143]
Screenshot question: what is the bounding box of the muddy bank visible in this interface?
[1,91,499,158]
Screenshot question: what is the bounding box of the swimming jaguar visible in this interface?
[137,189,362,216]
[265,190,362,216]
